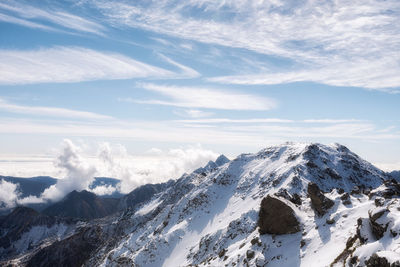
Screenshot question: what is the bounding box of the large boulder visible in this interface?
[258,195,300,235]
[369,208,389,240]
[308,183,334,216]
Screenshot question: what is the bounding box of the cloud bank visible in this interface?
[0,140,220,208]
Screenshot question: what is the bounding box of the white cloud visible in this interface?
[41,139,97,201]
[92,0,400,90]
[374,162,400,172]
[0,180,20,210]
[173,109,214,118]
[0,117,398,158]
[89,184,117,196]
[0,47,174,85]
[0,98,112,120]
[175,118,294,124]
[0,2,105,35]
[95,142,219,193]
[128,83,277,110]
[0,12,58,31]
[302,119,362,124]
[158,54,200,78]
[208,60,400,91]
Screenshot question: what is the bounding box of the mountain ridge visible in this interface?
[1,142,399,267]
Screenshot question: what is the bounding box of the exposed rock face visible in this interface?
[27,226,103,267]
[0,207,76,253]
[258,195,300,235]
[369,208,389,240]
[308,182,334,216]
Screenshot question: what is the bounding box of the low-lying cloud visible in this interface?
[41,139,97,201]
[0,180,20,210]
[96,142,219,193]
[0,139,220,209]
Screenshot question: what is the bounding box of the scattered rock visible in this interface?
[307,183,334,216]
[258,195,300,235]
[351,186,361,195]
[369,208,389,240]
[350,255,358,265]
[218,248,226,258]
[250,237,262,246]
[365,253,390,267]
[374,198,384,207]
[306,161,318,169]
[340,193,350,201]
[340,193,352,205]
[324,168,341,180]
[291,193,302,206]
[326,218,335,225]
[115,256,134,267]
[246,250,255,260]
[275,189,302,206]
[364,188,371,195]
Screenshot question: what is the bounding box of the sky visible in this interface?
[0,0,399,186]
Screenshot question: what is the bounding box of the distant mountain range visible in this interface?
[0,176,122,198]
[1,144,400,266]
[0,176,57,198]
[42,190,120,220]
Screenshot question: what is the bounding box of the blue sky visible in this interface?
[0,0,399,178]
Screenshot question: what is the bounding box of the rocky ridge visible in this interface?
[1,142,399,267]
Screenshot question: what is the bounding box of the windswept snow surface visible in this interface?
[95,143,397,267]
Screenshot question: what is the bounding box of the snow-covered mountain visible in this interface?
[2,142,400,267]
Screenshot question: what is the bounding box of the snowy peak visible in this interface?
[215,154,230,166]
[233,142,386,194]
[194,154,230,174]
[2,142,397,267]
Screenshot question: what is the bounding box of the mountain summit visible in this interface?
[1,143,399,267]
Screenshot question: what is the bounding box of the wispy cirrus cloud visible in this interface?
[174,118,294,124]
[0,47,174,85]
[0,12,57,32]
[0,1,105,35]
[122,83,277,111]
[174,118,362,124]
[0,98,112,120]
[0,117,397,146]
[158,54,200,79]
[208,59,400,92]
[92,0,400,91]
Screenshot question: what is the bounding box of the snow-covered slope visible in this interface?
[94,142,396,267]
[3,142,399,267]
